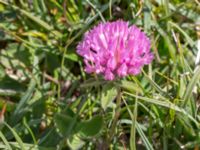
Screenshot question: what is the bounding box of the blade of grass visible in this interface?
[122,96,137,150]
[142,70,172,99]
[4,123,25,150]
[23,117,37,145]
[169,21,196,47]
[86,0,106,23]
[150,16,176,61]
[65,0,118,47]
[124,92,181,112]
[33,0,40,13]
[195,39,200,68]
[123,94,161,150]
[14,82,36,115]
[124,92,199,127]
[39,0,47,13]
[0,131,12,150]
[9,142,55,150]
[136,122,154,150]
[0,0,62,38]
[182,67,200,107]
[155,71,178,85]
[109,0,112,19]
[131,98,138,150]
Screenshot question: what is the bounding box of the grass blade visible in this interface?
[124,92,199,126]
[136,122,154,150]
[0,0,62,38]
[183,67,200,107]
[14,82,36,115]
[0,131,12,150]
[142,70,172,99]
[4,123,25,150]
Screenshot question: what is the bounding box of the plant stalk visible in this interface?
[108,88,122,145]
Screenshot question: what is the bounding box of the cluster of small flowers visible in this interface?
[77,20,154,80]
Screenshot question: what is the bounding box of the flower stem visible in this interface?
[108,88,122,145]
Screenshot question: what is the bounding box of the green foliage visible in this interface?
[54,113,77,137]
[79,115,103,137]
[0,0,200,149]
[101,83,117,110]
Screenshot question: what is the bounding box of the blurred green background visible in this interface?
[0,0,200,149]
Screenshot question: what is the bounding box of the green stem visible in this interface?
[130,97,138,150]
[108,88,122,145]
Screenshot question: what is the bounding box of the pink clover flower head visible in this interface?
[77,20,154,80]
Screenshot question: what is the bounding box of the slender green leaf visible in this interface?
[136,122,154,150]
[14,82,36,115]
[4,123,25,150]
[183,67,200,106]
[0,0,62,37]
[124,92,199,126]
[0,131,12,150]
